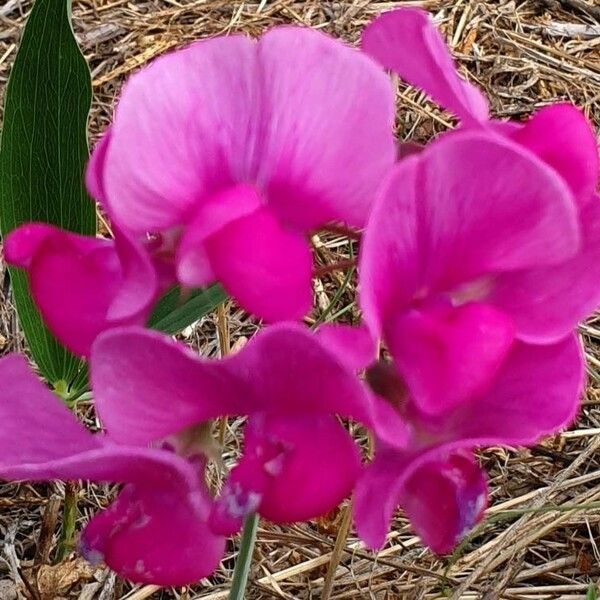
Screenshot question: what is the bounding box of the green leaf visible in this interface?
[0,0,95,389]
[148,285,228,335]
[587,583,598,600]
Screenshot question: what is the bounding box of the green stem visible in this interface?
[229,513,259,600]
[56,481,78,562]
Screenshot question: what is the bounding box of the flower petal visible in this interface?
[360,131,580,334]
[81,483,224,586]
[91,328,242,445]
[353,445,487,553]
[86,128,112,206]
[5,224,157,357]
[510,104,598,207]
[386,302,515,415]
[362,8,488,124]
[104,35,257,232]
[257,27,396,228]
[315,323,377,371]
[210,414,360,533]
[450,334,584,446]
[205,207,313,322]
[92,324,406,447]
[488,197,600,343]
[399,450,487,554]
[353,447,407,549]
[176,184,262,287]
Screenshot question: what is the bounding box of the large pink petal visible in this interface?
[91,328,243,446]
[449,335,584,446]
[386,302,515,416]
[4,224,157,357]
[362,8,488,124]
[210,414,360,533]
[359,131,580,334]
[315,323,377,371]
[81,484,224,586]
[205,207,313,322]
[257,27,396,229]
[488,198,600,343]
[92,324,406,447]
[510,104,598,207]
[103,36,257,232]
[0,354,198,486]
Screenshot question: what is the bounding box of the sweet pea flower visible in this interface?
[87,27,396,323]
[89,322,403,535]
[362,8,599,209]
[0,322,401,584]
[360,130,598,413]
[362,8,598,207]
[0,353,225,585]
[354,334,584,552]
[4,223,164,357]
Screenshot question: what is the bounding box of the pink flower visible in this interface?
[0,353,225,585]
[4,223,165,357]
[360,130,596,413]
[362,8,599,208]
[90,323,402,534]
[88,27,396,322]
[354,335,584,552]
[0,323,399,582]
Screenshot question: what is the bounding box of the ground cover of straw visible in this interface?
[1,1,600,598]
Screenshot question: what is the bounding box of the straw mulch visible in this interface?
[1,0,600,598]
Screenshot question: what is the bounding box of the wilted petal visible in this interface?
[257,27,396,228]
[4,224,157,357]
[509,104,598,207]
[386,302,515,415]
[211,414,360,533]
[81,484,224,586]
[362,8,488,124]
[206,207,313,322]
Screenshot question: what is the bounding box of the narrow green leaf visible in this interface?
[588,583,598,600]
[148,285,228,335]
[0,0,95,388]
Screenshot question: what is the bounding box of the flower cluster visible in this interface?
[2,7,598,586]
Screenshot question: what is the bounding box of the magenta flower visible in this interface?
[360,130,597,413]
[0,353,225,585]
[354,335,584,552]
[87,27,396,322]
[362,8,599,208]
[0,323,400,583]
[90,323,402,534]
[4,223,164,357]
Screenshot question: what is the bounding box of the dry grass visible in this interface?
[1,0,600,598]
